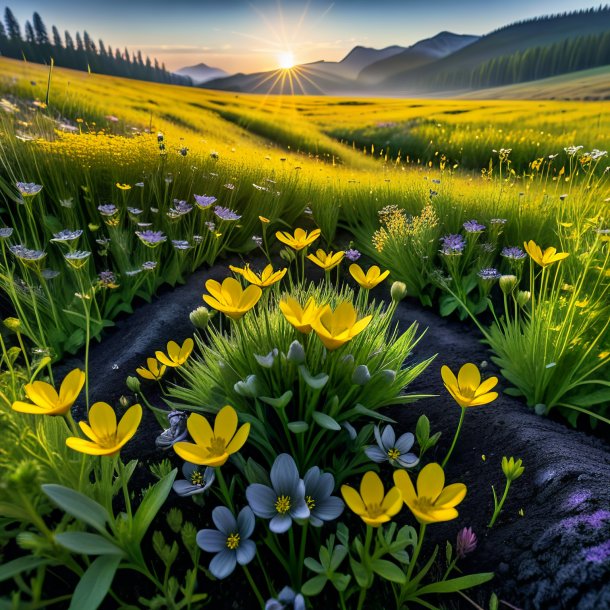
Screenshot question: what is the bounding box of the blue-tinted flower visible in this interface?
[196,506,256,579]
[246,453,309,533]
[173,462,215,497]
[478,267,501,280]
[98,203,118,216]
[265,587,305,610]
[194,194,217,209]
[214,206,241,221]
[127,207,143,216]
[252,235,263,247]
[64,250,91,269]
[0,227,13,239]
[142,261,157,271]
[365,424,419,468]
[172,240,192,251]
[168,199,193,218]
[342,421,357,440]
[98,270,118,287]
[16,182,42,197]
[41,269,60,280]
[303,466,344,527]
[463,220,485,233]
[490,218,507,225]
[51,229,83,243]
[136,230,166,247]
[9,244,46,263]
[440,234,466,255]
[501,246,526,260]
[345,248,361,262]
[193,235,204,244]
[125,269,142,277]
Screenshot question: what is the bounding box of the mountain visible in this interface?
[310,45,406,80]
[358,32,479,84]
[175,62,228,84]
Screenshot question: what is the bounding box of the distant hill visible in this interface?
[310,45,406,80]
[359,32,479,84]
[175,62,228,84]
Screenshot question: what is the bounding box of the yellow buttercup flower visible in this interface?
[259,216,270,223]
[307,249,345,271]
[136,357,167,381]
[229,264,287,287]
[12,369,85,416]
[66,402,142,456]
[393,463,466,524]
[279,296,320,334]
[155,338,194,368]
[440,363,498,408]
[203,277,262,320]
[312,301,372,351]
[173,406,250,467]
[115,183,132,190]
[275,228,321,251]
[341,471,403,527]
[523,240,569,268]
[349,264,390,289]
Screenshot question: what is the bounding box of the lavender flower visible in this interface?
[265,587,305,610]
[98,270,118,287]
[173,463,215,497]
[142,261,157,271]
[463,220,486,233]
[456,527,477,559]
[440,234,466,255]
[127,207,143,216]
[345,248,361,262]
[214,206,241,221]
[365,425,419,468]
[501,246,526,260]
[51,229,83,243]
[172,240,192,251]
[0,227,14,239]
[135,230,166,247]
[303,467,344,527]
[9,244,46,263]
[478,267,501,280]
[64,251,91,270]
[16,182,42,197]
[168,199,193,218]
[194,194,217,209]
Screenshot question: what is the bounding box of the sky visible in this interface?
[9,1,600,73]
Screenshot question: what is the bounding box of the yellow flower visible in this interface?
[136,357,167,381]
[393,463,466,524]
[259,216,270,223]
[155,338,194,368]
[312,301,372,351]
[341,471,403,527]
[229,264,287,287]
[307,249,345,271]
[173,406,250,467]
[349,264,390,289]
[116,183,131,190]
[66,402,142,456]
[275,228,321,251]
[440,363,498,408]
[203,277,262,320]
[12,369,85,416]
[523,240,569,268]
[279,296,320,333]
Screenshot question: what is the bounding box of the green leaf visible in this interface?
[336,523,349,547]
[301,574,327,596]
[69,554,121,610]
[503,387,524,397]
[298,365,329,390]
[42,485,109,534]
[415,415,430,444]
[244,458,271,486]
[287,421,309,433]
[416,573,494,595]
[349,558,370,588]
[439,297,459,317]
[352,403,396,422]
[259,391,293,409]
[370,559,406,584]
[304,557,324,573]
[132,469,177,544]
[312,411,341,431]
[0,556,50,582]
[330,572,351,592]
[330,545,348,571]
[55,532,124,556]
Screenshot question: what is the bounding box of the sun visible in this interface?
[278,51,295,70]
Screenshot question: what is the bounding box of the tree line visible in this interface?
[0,7,192,86]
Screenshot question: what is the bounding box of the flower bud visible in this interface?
[391,281,407,302]
[516,290,531,307]
[280,248,296,263]
[126,376,141,393]
[499,275,518,295]
[119,395,131,409]
[255,349,278,368]
[501,456,524,482]
[352,364,371,385]
[456,527,477,559]
[286,340,306,364]
[3,317,21,332]
[234,374,260,398]
[379,369,397,384]
[189,306,210,330]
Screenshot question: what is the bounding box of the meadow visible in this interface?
[0,56,608,609]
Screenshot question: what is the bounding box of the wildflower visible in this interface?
[135,230,167,248]
[275,228,321,251]
[345,248,361,261]
[205,221,216,232]
[307,249,345,271]
[252,235,263,248]
[136,357,167,381]
[64,251,91,270]
[189,306,210,330]
[51,229,83,243]
[440,234,466,255]
[12,369,85,416]
[173,462,215,497]
[172,240,192,251]
[224,183,235,190]
[60,198,74,208]
[456,527,477,559]
[16,182,42,197]
[279,296,319,333]
[168,200,193,218]
[365,425,419,468]
[0,227,13,238]
[441,363,498,408]
[66,402,142,456]
[98,203,118,216]
[490,218,507,225]
[259,216,270,223]
[391,281,408,302]
[9,245,46,265]
[394,463,466,524]
[463,220,485,233]
[105,115,119,122]
[501,456,525,482]
[155,338,194,367]
[116,183,131,190]
[477,268,501,281]
[265,587,305,610]
[203,277,262,320]
[254,349,278,368]
[312,301,372,351]
[499,275,518,294]
[127,207,143,216]
[214,206,241,221]
[349,264,390,289]
[196,506,256,579]
[523,240,569,268]
[173,406,250,467]
[246,453,309,533]
[230,264,287,287]
[303,466,344,527]
[501,246,526,260]
[41,269,60,279]
[286,340,306,364]
[341,471,402,527]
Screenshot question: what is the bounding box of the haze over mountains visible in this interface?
[184,6,610,96]
[174,63,228,84]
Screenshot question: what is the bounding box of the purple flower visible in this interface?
[98,271,117,286]
[365,425,419,468]
[0,227,14,239]
[194,194,217,209]
[463,220,486,233]
[302,467,344,527]
[16,182,42,197]
[142,261,157,271]
[51,229,83,243]
[214,206,241,221]
[98,204,118,216]
[135,230,166,247]
[172,240,192,251]
[501,247,527,260]
[168,199,193,218]
[196,506,256,579]
[265,587,305,610]
[9,244,46,262]
[478,267,501,280]
[173,463,215,497]
[456,527,477,559]
[440,234,466,255]
[127,207,143,216]
[345,248,361,262]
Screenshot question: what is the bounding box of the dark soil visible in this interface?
[56,257,610,610]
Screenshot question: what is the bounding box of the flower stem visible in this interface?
[441,407,466,469]
[406,523,427,583]
[117,458,132,520]
[488,479,511,528]
[215,467,234,513]
[242,564,265,609]
[356,526,374,610]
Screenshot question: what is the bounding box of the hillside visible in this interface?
[175,62,228,84]
[309,45,406,80]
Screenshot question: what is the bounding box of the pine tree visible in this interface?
[4,7,20,40]
[32,12,49,45]
[52,25,62,47]
[64,30,74,50]
[24,20,35,44]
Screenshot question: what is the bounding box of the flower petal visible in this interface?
[236,539,256,565]
[212,506,237,535]
[360,471,384,506]
[196,529,227,552]
[270,513,292,533]
[237,506,256,539]
[116,404,142,444]
[393,469,416,505]
[435,483,467,508]
[226,423,250,455]
[416,463,445,502]
[58,369,85,407]
[89,402,117,439]
[270,454,299,495]
[209,549,237,579]
[341,485,366,515]
[246,483,277,518]
[214,405,238,442]
[187,413,214,447]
